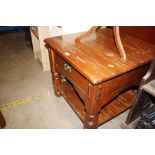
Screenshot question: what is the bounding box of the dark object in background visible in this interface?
[0,26,32,48]
[126,55,155,124]
[24,26,32,48]
[136,104,155,129]
[0,26,24,33]
[0,111,6,128]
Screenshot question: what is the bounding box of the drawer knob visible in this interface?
[64,62,72,72]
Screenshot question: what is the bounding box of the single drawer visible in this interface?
[55,53,88,102]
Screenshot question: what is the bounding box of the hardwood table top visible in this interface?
[45,29,155,84]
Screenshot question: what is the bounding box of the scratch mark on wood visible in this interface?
[75,56,86,63]
[108,64,114,68]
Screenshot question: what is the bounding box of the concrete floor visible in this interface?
[0,31,132,129]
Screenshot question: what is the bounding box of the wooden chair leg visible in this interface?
[0,111,6,128]
[75,26,99,43]
[113,26,127,62]
[75,26,127,62]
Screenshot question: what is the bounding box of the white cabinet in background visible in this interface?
[30,26,62,71]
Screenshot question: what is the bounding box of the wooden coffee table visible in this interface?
[45,29,155,128]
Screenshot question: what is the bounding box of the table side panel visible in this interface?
[99,64,150,107]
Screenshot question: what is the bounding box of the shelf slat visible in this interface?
[98,90,136,125]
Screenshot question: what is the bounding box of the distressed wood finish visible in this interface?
[75,26,127,61]
[45,28,155,128]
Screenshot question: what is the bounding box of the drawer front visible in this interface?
[55,53,88,102]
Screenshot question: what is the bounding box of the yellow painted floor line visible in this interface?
[0,95,41,110]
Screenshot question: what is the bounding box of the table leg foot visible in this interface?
[84,114,98,129]
[54,90,61,97]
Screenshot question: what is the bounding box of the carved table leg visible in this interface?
[53,72,62,97]
[48,49,62,97]
[84,84,101,129]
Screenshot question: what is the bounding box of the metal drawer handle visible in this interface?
[64,62,72,72]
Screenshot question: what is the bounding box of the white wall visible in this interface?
[49,26,106,36]
[49,26,63,37]
[49,26,91,36]
[62,26,91,35]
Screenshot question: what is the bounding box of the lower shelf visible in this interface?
[59,81,136,127]
[98,89,136,125]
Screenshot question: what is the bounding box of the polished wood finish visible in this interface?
[75,26,127,61]
[46,29,155,84]
[0,111,6,128]
[120,26,155,44]
[45,28,155,128]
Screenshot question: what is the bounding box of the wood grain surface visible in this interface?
[45,29,155,84]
